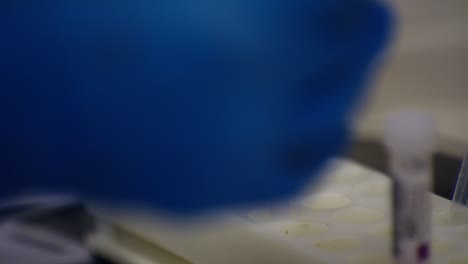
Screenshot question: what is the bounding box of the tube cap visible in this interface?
[384,111,436,156]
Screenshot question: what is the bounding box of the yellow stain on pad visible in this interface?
[304,193,351,210]
[314,237,361,252]
[282,222,328,237]
[462,226,468,238]
[447,208,468,225]
[330,166,368,184]
[350,255,392,264]
[433,211,451,225]
[368,223,391,239]
[433,240,453,255]
[335,207,384,224]
[431,208,468,225]
[448,258,468,264]
[357,181,390,197]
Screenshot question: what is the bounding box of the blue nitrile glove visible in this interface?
[0,0,392,213]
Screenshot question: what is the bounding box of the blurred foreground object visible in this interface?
[0,0,392,213]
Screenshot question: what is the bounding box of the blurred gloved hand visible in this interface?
[0,0,392,213]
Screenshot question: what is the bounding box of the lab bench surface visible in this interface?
[88,159,468,264]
